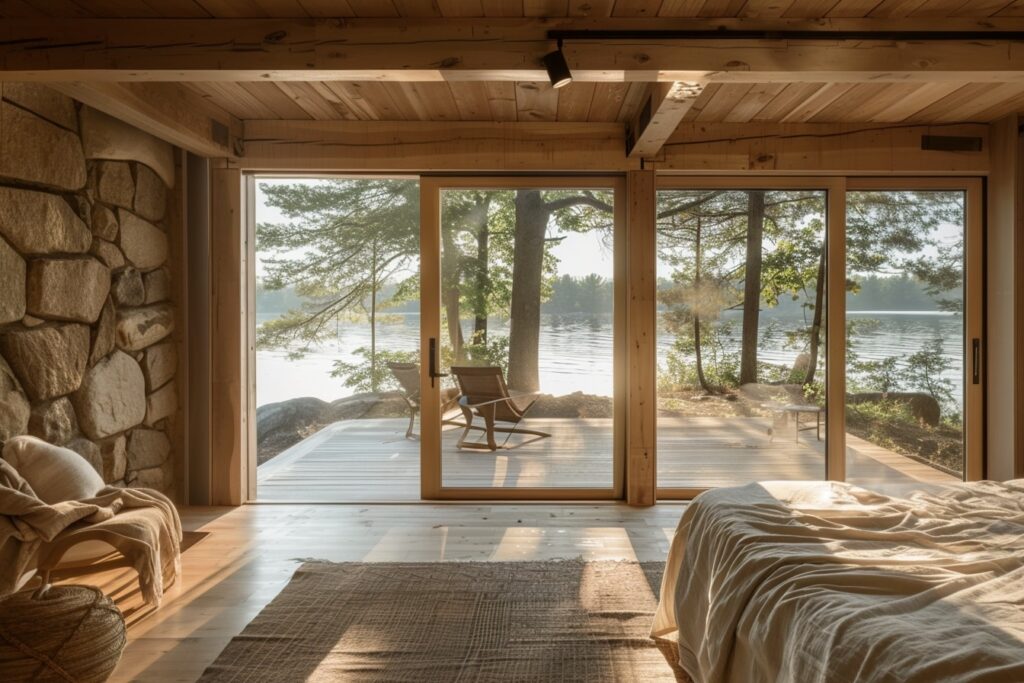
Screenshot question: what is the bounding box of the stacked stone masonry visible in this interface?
[0,83,178,497]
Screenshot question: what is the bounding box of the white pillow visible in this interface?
[2,435,105,504]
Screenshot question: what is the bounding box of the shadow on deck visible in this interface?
[256,416,959,502]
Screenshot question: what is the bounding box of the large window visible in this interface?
[244,176,983,503]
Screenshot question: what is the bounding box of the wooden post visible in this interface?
[626,170,657,506]
[166,149,189,504]
[987,116,1023,480]
[209,163,248,505]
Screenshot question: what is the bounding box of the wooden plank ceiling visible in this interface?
[2,1,1023,19]
[184,80,1024,125]
[5,0,1024,126]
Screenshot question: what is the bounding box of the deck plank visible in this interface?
[256,417,958,502]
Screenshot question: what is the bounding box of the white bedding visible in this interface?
[652,480,1024,683]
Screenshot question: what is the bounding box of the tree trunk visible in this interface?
[472,205,490,345]
[507,190,547,391]
[693,217,713,393]
[369,239,378,392]
[804,240,827,385]
[740,190,765,385]
[441,225,464,359]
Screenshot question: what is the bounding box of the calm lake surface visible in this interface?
[256,311,964,408]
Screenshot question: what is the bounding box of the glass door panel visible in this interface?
[844,189,977,484]
[253,176,421,502]
[434,185,619,492]
[656,188,828,489]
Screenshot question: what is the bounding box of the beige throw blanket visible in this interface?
[653,480,1024,683]
[0,460,182,605]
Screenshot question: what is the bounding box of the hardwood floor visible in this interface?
[257,417,957,502]
[82,503,686,682]
[74,418,955,681]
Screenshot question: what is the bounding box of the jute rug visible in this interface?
[199,560,685,682]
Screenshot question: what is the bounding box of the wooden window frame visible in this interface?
[231,174,983,506]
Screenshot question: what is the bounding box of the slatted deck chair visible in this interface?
[450,365,551,451]
[387,361,464,440]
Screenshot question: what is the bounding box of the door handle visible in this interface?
[428,337,448,388]
[972,338,981,385]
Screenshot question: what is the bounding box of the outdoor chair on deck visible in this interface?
[450,366,551,451]
[387,361,464,440]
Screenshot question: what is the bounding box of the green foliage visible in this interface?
[903,339,957,417]
[329,347,418,394]
[658,321,741,394]
[461,333,511,374]
[657,188,965,394]
[544,274,613,314]
[848,337,960,425]
[848,274,956,311]
[256,178,419,351]
[847,399,918,433]
[849,356,902,394]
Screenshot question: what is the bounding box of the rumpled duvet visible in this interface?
[652,480,1024,683]
[0,459,182,604]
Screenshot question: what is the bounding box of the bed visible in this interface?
[652,480,1024,683]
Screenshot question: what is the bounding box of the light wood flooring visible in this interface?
[257,417,958,502]
[83,503,686,683]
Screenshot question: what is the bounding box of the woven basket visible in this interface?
[0,585,126,683]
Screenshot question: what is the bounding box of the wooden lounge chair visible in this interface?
[450,366,551,451]
[387,361,464,440]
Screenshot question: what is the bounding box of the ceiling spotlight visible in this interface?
[543,40,572,89]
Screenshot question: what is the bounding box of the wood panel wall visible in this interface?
[186,154,212,504]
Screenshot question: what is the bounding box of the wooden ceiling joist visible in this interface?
[627,80,706,158]
[5,19,1024,83]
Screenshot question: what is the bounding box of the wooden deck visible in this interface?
[256,416,958,502]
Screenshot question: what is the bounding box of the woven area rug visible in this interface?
[199,560,685,682]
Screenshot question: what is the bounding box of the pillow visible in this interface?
[2,435,105,504]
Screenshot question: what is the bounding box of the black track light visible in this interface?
[543,40,572,89]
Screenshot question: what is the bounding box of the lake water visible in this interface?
[256,311,964,409]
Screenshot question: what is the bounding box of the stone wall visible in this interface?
[0,83,180,497]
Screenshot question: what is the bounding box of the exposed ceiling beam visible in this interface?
[240,120,637,172]
[4,19,1024,83]
[653,122,989,175]
[627,81,706,159]
[51,82,242,158]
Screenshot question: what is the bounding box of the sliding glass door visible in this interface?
[655,178,983,498]
[419,178,625,499]
[655,180,832,494]
[247,174,983,503]
[843,180,983,485]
